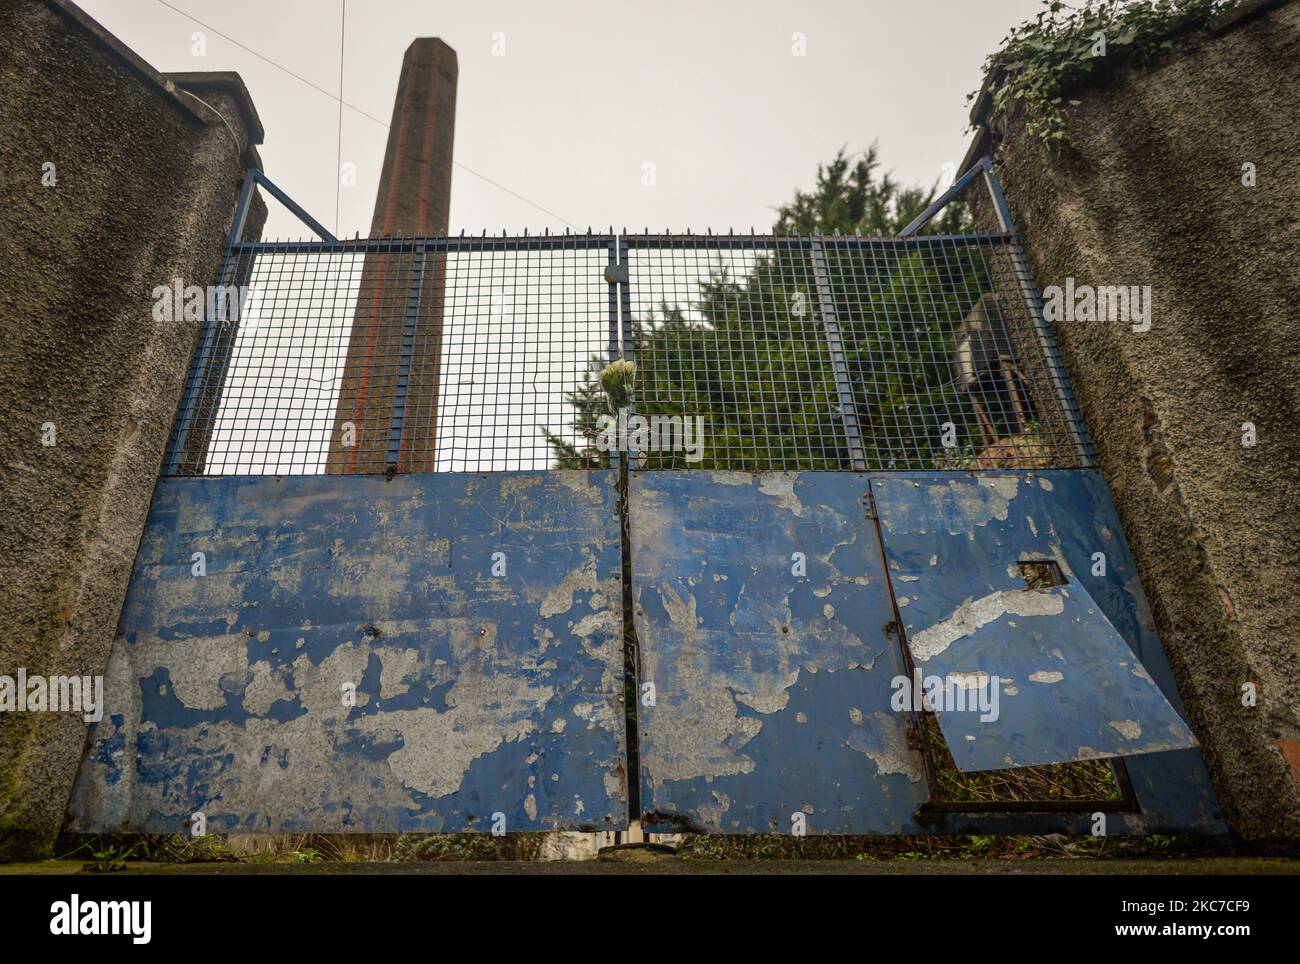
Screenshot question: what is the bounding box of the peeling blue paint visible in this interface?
[870,473,1196,771]
[873,470,1223,834]
[632,469,1223,837]
[631,471,929,835]
[68,464,1224,839]
[68,471,629,833]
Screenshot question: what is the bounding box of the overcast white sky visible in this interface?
[80,0,1044,239]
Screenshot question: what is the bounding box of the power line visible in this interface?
[153,0,580,229]
[335,0,345,235]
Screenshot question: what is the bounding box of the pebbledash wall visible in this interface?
[961,0,1300,841]
[0,0,266,859]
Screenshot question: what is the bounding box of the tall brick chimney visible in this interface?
[328,38,457,473]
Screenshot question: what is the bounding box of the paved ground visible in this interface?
[3,856,1297,875]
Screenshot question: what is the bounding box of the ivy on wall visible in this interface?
[973,0,1239,148]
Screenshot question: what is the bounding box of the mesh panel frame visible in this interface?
[163,232,1091,476]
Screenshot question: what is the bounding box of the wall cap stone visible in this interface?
[41,1,264,165]
[165,71,265,146]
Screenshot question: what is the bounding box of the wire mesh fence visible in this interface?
[163,230,1091,477]
[622,233,1089,471]
[166,236,617,475]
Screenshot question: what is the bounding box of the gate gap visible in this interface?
[917,711,1138,814]
[616,458,641,821]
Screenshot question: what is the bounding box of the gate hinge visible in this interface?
[604,263,629,284]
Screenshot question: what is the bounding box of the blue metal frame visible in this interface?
[899,156,1096,467]
[898,156,997,239]
[225,168,339,249]
[165,168,340,476]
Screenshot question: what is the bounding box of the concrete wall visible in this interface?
[964,0,1300,840]
[0,0,265,859]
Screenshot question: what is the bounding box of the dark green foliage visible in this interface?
[975,0,1234,149]
[772,145,970,238]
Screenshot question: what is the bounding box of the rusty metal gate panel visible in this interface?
[631,471,929,834]
[68,470,628,834]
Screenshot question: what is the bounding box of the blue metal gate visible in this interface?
[68,472,628,833]
[69,161,1224,837]
[632,471,924,834]
[70,225,634,834]
[630,471,1217,835]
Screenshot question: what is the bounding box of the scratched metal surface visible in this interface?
[67,471,629,833]
[631,471,929,834]
[871,473,1198,772]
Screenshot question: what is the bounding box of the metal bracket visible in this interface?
[604,263,629,285]
[226,168,339,249]
[898,156,994,238]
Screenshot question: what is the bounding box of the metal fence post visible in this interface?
[617,235,634,369]
[164,249,239,476]
[604,238,624,471]
[606,234,635,469]
[810,239,868,471]
[387,241,426,470]
[980,166,1096,466]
